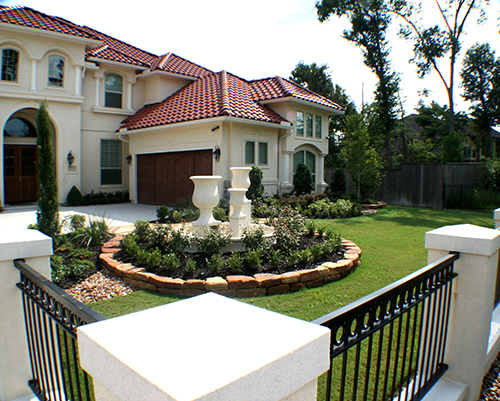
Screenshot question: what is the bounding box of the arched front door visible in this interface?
[3,113,38,203]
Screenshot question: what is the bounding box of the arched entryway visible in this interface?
[3,109,40,203]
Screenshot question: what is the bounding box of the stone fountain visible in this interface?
[189,167,273,251]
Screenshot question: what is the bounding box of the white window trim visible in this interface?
[46,53,66,89]
[104,72,124,109]
[0,47,21,85]
[258,141,269,166]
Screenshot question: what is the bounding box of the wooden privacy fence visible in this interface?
[325,163,483,209]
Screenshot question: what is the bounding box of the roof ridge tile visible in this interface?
[220,71,231,116]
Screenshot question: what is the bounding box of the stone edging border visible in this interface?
[99,237,362,298]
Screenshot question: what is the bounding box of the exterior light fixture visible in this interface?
[126,154,132,165]
[67,151,75,166]
[211,125,220,132]
[213,146,221,162]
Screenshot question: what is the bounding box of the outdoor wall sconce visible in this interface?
[67,151,75,166]
[126,154,132,165]
[211,125,220,132]
[213,146,221,162]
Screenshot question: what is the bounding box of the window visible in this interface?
[48,55,64,86]
[293,150,316,183]
[1,49,19,82]
[105,73,123,108]
[315,115,322,138]
[4,118,36,137]
[296,111,304,136]
[101,139,122,185]
[245,141,268,165]
[258,142,268,165]
[306,113,313,137]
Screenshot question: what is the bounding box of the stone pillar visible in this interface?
[316,153,328,193]
[425,224,500,401]
[94,76,101,107]
[0,229,52,401]
[79,293,330,401]
[74,65,82,96]
[493,208,500,229]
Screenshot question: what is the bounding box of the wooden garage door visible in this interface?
[137,150,213,205]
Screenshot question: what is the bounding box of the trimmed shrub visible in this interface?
[67,186,83,206]
[157,205,170,221]
[247,166,265,200]
[293,163,314,195]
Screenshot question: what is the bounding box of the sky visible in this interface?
[2,0,500,116]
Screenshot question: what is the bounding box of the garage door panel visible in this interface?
[137,150,213,205]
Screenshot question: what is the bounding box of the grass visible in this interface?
[90,205,493,321]
[88,205,493,400]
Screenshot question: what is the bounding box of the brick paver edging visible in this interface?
[99,236,362,298]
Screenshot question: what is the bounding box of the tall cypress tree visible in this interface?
[36,101,59,238]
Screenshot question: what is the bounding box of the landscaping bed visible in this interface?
[99,235,362,298]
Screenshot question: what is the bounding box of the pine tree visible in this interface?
[36,101,59,239]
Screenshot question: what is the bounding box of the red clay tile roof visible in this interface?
[120,71,289,131]
[250,76,343,111]
[0,5,98,39]
[0,6,212,78]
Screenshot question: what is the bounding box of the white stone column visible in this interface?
[126,81,133,110]
[0,229,52,401]
[79,293,330,401]
[281,151,293,192]
[425,224,500,401]
[94,76,101,107]
[493,208,500,229]
[74,66,82,96]
[316,153,328,193]
[30,59,38,91]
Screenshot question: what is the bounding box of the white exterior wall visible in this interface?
[0,26,92,204]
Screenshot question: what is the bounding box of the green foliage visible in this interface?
[185,258,197,274]
[170,210,183,223]
[293,163,314,196]
[36,101,59,239]
[51,255,95,284]
[194,226,231,255]
[247,166,265,200]
[80,190,129,206]
[123,234,140,257]
[246,249,263,269]
[442,132,464,163]
[133,220,154,243]
[74,215,110,247]
[156,205,170,221]
[461,43,500,158]
[206,253,225,274]
[271,208,305,250]
[137,248,163,267]
[162,252,181,269]
[212,206,229,222]
[69,214,86,231]
[482,159,500,189]
[341,114,382,199]
[66,186,83,206]
[326,169,346,198]
[227,252,244,273]
[242,225,270,251]
[306,198,360,219]
[269,250,283,268]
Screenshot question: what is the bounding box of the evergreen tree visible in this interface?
[293,164,314,195]
[36,101,59,239]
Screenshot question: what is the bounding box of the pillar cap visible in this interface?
[425,224,500,256]
[78,293,330,401]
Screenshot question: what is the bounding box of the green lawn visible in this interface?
[90,206,493,321]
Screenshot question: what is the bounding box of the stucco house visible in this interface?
[0,5,343,206]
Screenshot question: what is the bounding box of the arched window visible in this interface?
[105,73,123,108]
[293,150,316,183]
[48,54,65,86]
[1,48,19,82]
[3,118,36,137]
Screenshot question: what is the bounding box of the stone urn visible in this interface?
[191,175,222,235]
[230,167,252,229]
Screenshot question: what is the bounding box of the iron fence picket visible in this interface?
[14,259,106,401]
[313,253,458,401]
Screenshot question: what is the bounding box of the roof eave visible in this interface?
[86,57,149,70]
[0,21,101,46]
[118,116,292,135]
[260,96,344,115]
[139,69,198,81]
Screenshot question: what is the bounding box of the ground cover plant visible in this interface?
[117,207,344,280]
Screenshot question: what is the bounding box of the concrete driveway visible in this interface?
[0,203,158,232]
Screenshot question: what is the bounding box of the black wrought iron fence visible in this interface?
[313,253,459,401]
[14,259,106,401]
[443,184,500,212]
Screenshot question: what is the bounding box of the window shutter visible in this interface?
[258,142,268,165]
[245,141,255,164]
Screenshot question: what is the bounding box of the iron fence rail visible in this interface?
[14,259,106,401]
[313,253,459,401]
[443,184,500,212]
